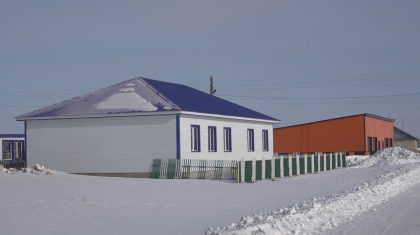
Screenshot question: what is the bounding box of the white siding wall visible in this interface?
[180,115,274,160]
[26,115,176,173]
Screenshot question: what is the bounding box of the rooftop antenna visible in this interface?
[210,76,216,95]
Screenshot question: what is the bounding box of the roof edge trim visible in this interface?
[180,111,280,123]
[275,113,393,130]
[16,110,279,123]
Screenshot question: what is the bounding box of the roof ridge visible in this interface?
[139,77,180,110]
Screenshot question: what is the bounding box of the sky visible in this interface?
[1,1,420,136]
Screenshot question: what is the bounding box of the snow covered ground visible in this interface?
[1,147,419,235]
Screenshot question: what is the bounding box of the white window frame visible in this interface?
[247,129,254,152]
[223,127,232,152]
[208,126,216,152]
[191,125,200,152]
[262,130,269,151]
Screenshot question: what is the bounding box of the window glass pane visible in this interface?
[191,126,199,151]
[224,128,231,151]
[263,130,268,151]
[247,129,254,151]
[208,127,216,152]
[2,142,12,160]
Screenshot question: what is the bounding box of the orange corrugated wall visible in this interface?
[274,115,367,153]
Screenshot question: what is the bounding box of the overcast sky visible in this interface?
[1,1,420,136]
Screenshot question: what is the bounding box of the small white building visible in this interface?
[16,77,279,175]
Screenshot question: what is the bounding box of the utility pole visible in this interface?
[210,76,216,95]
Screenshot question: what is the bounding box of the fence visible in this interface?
[238,152,347,183]
[151,152,347,182]
[151,159,237,180]
[0,159,25,170]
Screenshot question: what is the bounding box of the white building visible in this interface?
[16,77,279,176]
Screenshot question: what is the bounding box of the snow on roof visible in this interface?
[17,77,278,121]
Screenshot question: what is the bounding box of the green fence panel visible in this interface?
[167,159,177,179]
[314,156,319,172]
[342,154,347,167]
[265,159,272,179]
[320,156,325,171]
[151,159,161,179]
[332,154,336,169]
[337,153,341,167]
[245,161,252,182]
[283,158,289,177]
[299,157,305,174]
[326,155,331,170]
[238,161,241,182]
[275,159,281,177]
[256,160,262,181]
[307,157,312,173]
[292,158,297,175]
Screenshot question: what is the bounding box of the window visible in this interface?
[262,130,269,151]
[208,127,217,152]
[367,137,372,151]
[2,141,12,160]
[191,125,200,152]
[247,129,254,152]
[14,142,23,159]
[223,128,232,152]
[390,139,393,147]
[385,138,388,148]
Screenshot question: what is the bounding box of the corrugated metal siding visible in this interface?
[26,115,176,173]
[394,126,417,140]
[179,115,274,160]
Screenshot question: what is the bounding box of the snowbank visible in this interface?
[346,155,370,167]
[351,147,420,168]
[1,164,52,175]
[205,163,420,235]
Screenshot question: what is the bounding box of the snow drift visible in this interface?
[205,163,420,235]
[350,147,420,168]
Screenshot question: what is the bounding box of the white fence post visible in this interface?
[280,155,284,178]
[288,155,292,177]
[271,156,275,180]
[262,157,266,181]
[311,154,314,173]
[241,158,245,183]
[252,158,256,183]
[335,153,338,169]
[304,154,308,174]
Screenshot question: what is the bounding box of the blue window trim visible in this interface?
[223,127,232,152]
[208,126,217,152]
[262,129,269,152]
[247,129,255,152]
[191,125,201,152]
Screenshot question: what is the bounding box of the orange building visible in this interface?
[274,114,394,155]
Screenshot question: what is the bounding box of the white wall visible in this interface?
[26,115,177,173]
[179,114,274,160]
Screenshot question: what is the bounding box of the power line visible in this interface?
[218,92,420,100]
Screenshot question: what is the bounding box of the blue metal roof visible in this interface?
[17,77,278,121]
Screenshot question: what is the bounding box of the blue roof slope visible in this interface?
[143,78,278,121]
[17,77,278,121]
